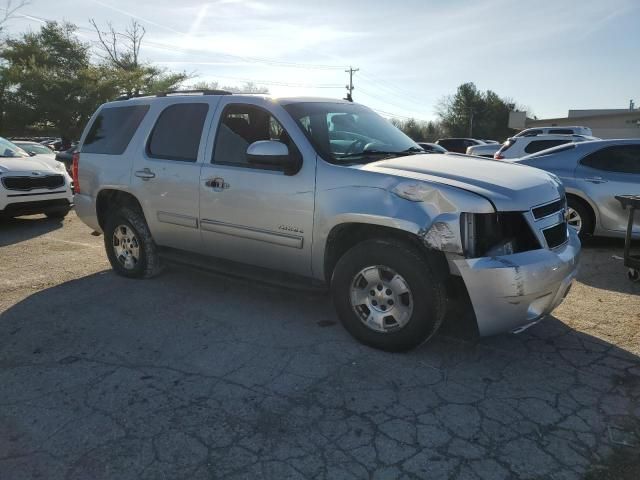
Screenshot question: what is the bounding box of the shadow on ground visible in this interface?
[0,215,64,247]
[1,266,639,480]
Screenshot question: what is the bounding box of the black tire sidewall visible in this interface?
[104,209,152,278]
[331,240,445,352]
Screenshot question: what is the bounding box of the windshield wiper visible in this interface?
[336,147,423,160]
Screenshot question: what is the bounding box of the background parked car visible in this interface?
[514,126,593,137]
[12,140,57,159]
[435,138,485,154]
[494,134,597,159]
[515,139,640,239]
[466,142,501,158]
[417,142,447,153]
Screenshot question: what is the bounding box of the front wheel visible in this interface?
[331,239,447,352]
[103,206,163,278]
[567,197,593,239]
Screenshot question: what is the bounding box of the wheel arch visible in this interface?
[323,222,449,284]
[96,188,145,231]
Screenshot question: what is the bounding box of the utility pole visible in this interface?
[344,66,359,102]
[468,109,474,137]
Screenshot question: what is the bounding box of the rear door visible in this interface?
[575,144,640,234]
[130,99,216,252]
[198,97,316,277]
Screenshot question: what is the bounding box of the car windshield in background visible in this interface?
[0,137,29,158]
[283,102,422,164]
[15,143,53,155]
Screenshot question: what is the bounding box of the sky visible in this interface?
[3,0,639,121]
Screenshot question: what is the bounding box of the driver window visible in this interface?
[212,104,295,167]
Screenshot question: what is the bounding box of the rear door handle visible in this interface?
[585,176,607,184]
[205,177,230,190]
[135,168,156,180]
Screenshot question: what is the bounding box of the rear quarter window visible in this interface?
[82,105,149,154]
[524,139,570,154]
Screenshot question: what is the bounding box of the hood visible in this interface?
[0,155,67,175]
[363,153,562,211]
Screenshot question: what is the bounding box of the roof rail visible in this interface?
[156,89,233,97]
[114,89,233,101]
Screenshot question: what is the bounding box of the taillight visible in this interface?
[72,152,80,193]
[494,153,504,160]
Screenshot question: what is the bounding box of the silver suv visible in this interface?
[74,92,580,351]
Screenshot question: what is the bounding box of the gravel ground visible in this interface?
[1,212,639,480]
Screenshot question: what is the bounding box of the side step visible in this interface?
[157,247,327,294]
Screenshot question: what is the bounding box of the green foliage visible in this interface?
[0,20,188,139]
[437,82,518,141]
[390,118,445,142]
[0,22,113,139]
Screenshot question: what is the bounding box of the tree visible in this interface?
[0,21,115,139]
[390,118,445,142]
[189,80,269,94]
[437,82,520,141]
[0,0,28,33]
[90,19,187,97]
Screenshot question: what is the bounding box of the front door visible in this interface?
[198,98,316,277]
[131,101,213,252]
[575,144,640,234]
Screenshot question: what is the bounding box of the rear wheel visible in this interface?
[104,206,163,278]
[331,239,447,352]
[567,197,593,239]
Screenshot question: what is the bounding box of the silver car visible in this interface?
[515,140,640,239]
[74,93,579,351]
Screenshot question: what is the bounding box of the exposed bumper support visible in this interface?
[454,229,580,336]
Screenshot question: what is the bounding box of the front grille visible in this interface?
[532,198,565,219]
[543,222,568,249]
[1,174,65,191]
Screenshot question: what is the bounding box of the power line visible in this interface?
[10,10,349,71]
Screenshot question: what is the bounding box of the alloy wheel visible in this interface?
[350,265,413,333]
[566,207,582,234]
[112,224,140,270]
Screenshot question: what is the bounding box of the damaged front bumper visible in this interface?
[453,228,580,336]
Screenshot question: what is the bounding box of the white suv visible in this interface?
[514,126,593,137]
[0,137,73,219]
[494,134,596,160]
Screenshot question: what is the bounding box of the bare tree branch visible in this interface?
[0,0,29,29]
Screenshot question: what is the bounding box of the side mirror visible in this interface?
[246,140,300,175]
[29,151,37,157]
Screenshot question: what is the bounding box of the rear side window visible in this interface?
[82,105,149,154]
[580,145,640,174]
[147,103,209,161]
[548,129,574,135]
[524,139,570,154]
[520,129,542,137]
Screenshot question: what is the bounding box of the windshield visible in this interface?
[16,143,52,155]
[283,102,422,164]
[0,137,29,158]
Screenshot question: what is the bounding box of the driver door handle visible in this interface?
[206,177,230,190]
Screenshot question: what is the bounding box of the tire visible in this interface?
[331,239,447,352]
[103,206,163,279]
[45,208,70,220]
[567,197,593,239]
